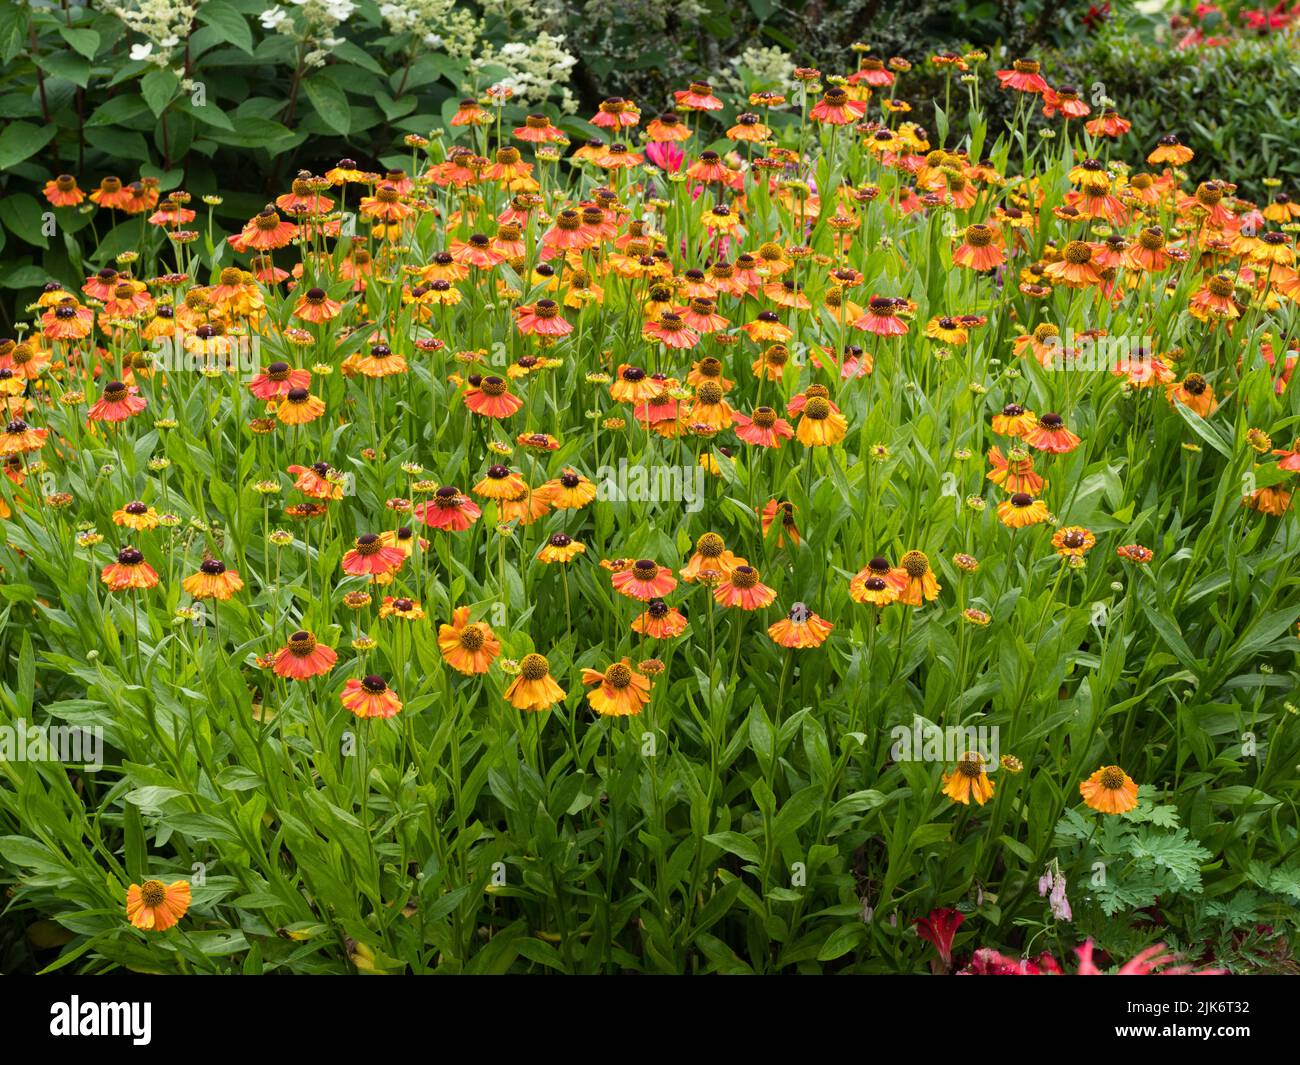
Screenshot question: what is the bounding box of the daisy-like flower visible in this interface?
[991,403,1037,437]
[538,532,586,563]
[896,550,941,606]
[767,602,834,647]
[1,418,49,454]
[733,406,793,448]
[182,558,244,600]
[504,652,567,711]
[464,376,524,419]
[379,596,425,620]
[288,462,344,500]
[795,396,848,447]
[473,464,528,500]
[952,223,1005,271]
[1116,543,1153,564]
[1147,133,1193,166]
[414,486,482,531]
[1052,526,1096,557]
[631,598,688,639]
[681,532,746,582]
[854,296,909,337]
[997,491,1051,528]
[126,879,190,931]
[1021,413,1081,454]
[1079,765,1139,814]
[1043,240,1102,288]
[272,630,337,681]
[986,445,1045,495]
[248,361,310,400]
[340,675,403,719]
[581,657,652,716]
[438,607,501,674]
[87,381,146,423]
[713,564,776,610]
[995,58,1050,94]
[101,546,159,592]
[1165,373,1217,417]
[277,387,326,425]
[612,558,677,601]
[515,299,573,337]
[341,533,406,578]
[942,751,995,806]
[43,174,85,207]
[537,469,598,510]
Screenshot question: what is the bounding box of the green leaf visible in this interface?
[0,192,49,248]
[58,26,101,60]
[704,831,762,865]
[0,2,28,65]
[817,922,866,961]
[197,0,254,54]
[303,75,350,135]
[37,50,91,88]
[0,121,56,170]
[141,67,180,117]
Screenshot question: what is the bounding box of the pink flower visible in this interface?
[646,141,685,173]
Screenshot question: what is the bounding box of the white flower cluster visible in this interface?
[471,31,578,113]
[96,0,200,65]
[260,0,356,67]
[378,0,483,60]
[726,44,797,96]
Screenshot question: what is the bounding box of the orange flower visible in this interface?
[733,406,793,448]
[1079,765,1139,814]
[713,564,776,610]
[126,879,191,931]
[43,174,85,207]
[87,381,147,423]
[438,607,501,674]
[538,532,586,563]
[952,223,1005,271]
[288,463,344,500]
[581,657,652,716]
[341,533,406,577]
[277,388,326,425]
[515,299,573,337]
[234,207,299,251]
[101,547,159,592]
[182,558,245,600]
[680,532,745,582]
[473,464,528,501]
[986,445,1045,495]
[537,469,598,510]
[504,653,567,711]
[896,550,941,606]
[464,376,524,419]
[1042,241,1102,288]
[630,598,688,639]
[340,675,403,719]
[1166,374,1217,417]
[1021,413,1080,454]
[612,559,677,601]
[795,396,848,446]
[414,486,481,531]
[272,630,337,681]
[997,492,1051,528]
[942,752,995,806]
[767,603,833,648]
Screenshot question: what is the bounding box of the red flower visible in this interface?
[914,907,965,969]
